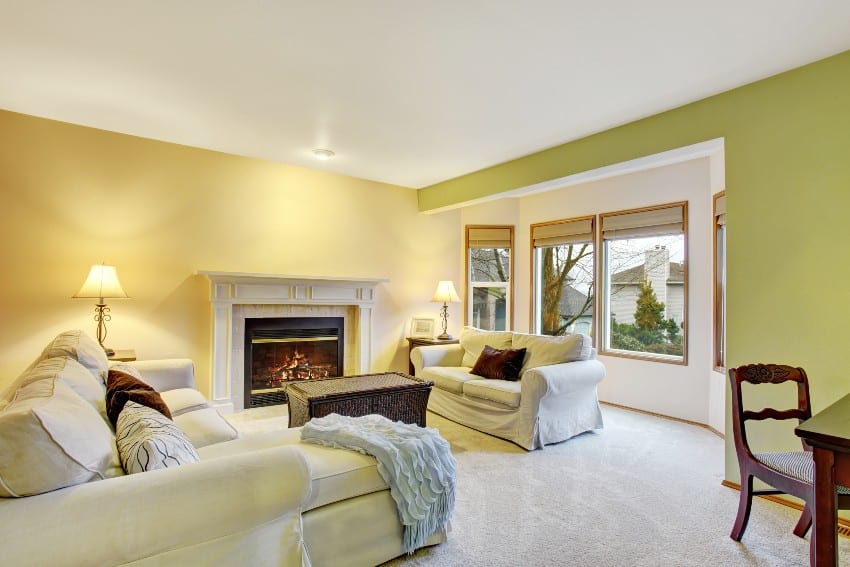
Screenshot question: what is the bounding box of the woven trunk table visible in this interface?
[286,372,434,428]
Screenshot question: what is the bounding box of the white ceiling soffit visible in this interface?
[1,1,849,189]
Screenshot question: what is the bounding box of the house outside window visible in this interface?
[713,192,726,371]
[531,216,595,337]
[466,225,513,331]
[600,202,688,364]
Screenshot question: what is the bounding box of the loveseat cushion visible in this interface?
[462,379,522,408]
[418,366,478,395]
[0,379,122,497]
[197,428,387,512]
[471,345,526,381]
[37,329,109,383]
[460,326,513,367]
[511,332,593,376]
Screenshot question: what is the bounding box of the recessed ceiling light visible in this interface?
[312,149,335,161]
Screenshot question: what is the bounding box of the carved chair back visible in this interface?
[728,363,812,461]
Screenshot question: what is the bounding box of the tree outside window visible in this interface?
[601,203,688,363]
[466,226,513,331]
[532,217,594,337]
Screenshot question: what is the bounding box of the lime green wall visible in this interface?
[420,50,850,480]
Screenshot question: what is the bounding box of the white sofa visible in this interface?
[0,330,445,566]
[411,327,606,450]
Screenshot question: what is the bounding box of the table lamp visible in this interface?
[431,280,461,340]
[74,264,128,355]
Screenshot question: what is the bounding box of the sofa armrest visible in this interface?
[0,445,311,567]
[410,344,464,374]
[127,358,196,391]
[521,359,606,399]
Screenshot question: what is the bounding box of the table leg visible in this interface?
[811,447,838,567]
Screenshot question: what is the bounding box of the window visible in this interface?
[713,192,726,371]
[531,216,595,336]
[600,203,688,363]
[466,226,513,331]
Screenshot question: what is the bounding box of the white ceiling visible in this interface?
[2,1,849,188]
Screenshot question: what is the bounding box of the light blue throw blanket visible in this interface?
[300,413,456,554]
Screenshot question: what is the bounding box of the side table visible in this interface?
[108,349,137,362]
[406,337,459,375]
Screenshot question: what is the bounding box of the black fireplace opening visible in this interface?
[245,317,344,408]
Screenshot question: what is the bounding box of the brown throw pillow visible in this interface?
[106,370,172,428]
[470,345,527,381]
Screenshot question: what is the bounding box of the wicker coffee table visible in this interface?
[286,372,434,428]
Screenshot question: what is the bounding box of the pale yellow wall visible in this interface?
[0,110,460,394]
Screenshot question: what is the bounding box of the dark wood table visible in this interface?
[406,337,459,375]
[795,393,850,566]
[286,372,433,428]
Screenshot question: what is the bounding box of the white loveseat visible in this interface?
[411,327,605,450]
[0,330,445,566]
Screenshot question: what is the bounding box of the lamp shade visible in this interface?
[74,265,128,299]
[431,280,460,303]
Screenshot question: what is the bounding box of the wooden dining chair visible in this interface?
[728,363,850,541]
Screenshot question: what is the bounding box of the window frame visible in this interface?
[529,215,596,340]
[598,201,689,365]
[713,192,726,372]
[464,225,514,331]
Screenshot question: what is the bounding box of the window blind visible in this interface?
[601,205,684,240]
[532,218,593,247]
[467,227,512,248]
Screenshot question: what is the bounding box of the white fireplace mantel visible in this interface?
[198,271,389,411]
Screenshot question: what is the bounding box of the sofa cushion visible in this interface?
[418,366,477,395]
[160,387,211,416]
[471,345,526,381]
[462,379,522,408]
[9,357,107,417]
[0,379,122,497]
[106,370,172,428]
[174,408,240,449]
[38,329,109,383]
[512,332,593,375]
[460,327,513,367]
[159,388,240,448]
[197,428,387,512]
[116,401,200,474]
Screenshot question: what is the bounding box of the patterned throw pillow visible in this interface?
[470,345,527,381]
[115,401,199,474]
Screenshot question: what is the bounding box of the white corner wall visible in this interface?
[459,157,717,424]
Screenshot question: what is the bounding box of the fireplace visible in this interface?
[199,271,386,412]
[244,317,344,407]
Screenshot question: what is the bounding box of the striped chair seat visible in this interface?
[755,451,850,494]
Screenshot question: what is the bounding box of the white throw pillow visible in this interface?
[39,330,109,383]
[173,408,240,449]
[116,401,200,474]
[0,380,122,497]
[108,362,145,381]
[160,388,239,448]
[160,387,211,416]
[459,326,514,367]
[511,332,593,376]
[36,357,107,418]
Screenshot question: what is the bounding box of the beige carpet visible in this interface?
[227,404,849,566]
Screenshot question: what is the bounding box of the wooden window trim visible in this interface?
[598,201,689,366]
[529,215,596,342]
[713,191,726,372]
[464,224,515,331]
